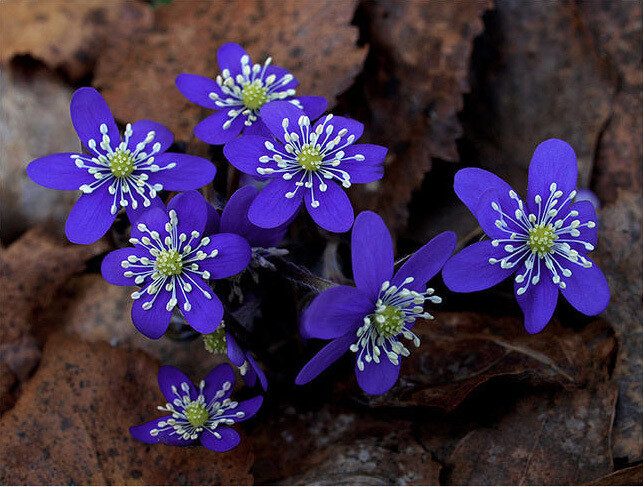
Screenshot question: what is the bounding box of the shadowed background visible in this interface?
[0,0,641,485]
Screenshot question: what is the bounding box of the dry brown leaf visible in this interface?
[347,0,491,238]
[363,312,616,411]
[461,0,615,197]
[93,0,366,143]
[0,227,106,387]
[36,274,227,381]
[0,333,254,485]
[587,465,643,486]
[577,0,642,92]
[0,0,153,80]
[593,191,643,464]
[250,403,441,485]
[446,382,618,485]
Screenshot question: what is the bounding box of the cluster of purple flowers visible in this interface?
[27,42,609,453]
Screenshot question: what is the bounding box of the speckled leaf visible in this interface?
[37,274,228,380]
[593,191,643,465]
[93,0,366,142]
[0,333,254,485]
[0,227,106,411]
[365,312,617,411]
[445,382,617,485]
[249,403,441,485]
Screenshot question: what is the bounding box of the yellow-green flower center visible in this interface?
[155,249,183,277]
[528,223,557,256]
[297,145,322,171]
[241,80,269,110]
[374,305,405,338]
[184,401,208,428]
[203,326,227,355]
[108,148,135,178]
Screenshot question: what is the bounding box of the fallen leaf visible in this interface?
[593,191,643,465]
[347,0,491,238]
[0,227,106,386]
[446,382,617,485]
[36,274,228,381]
[0,333,254,485]
[0,0,153,80]
[249,403,441,485]
[0,66,80,242]
[577,0,642,92]
[587,465,643,486]
[93,0,366,142]
[460,0,615,196]
[364,312,617,411]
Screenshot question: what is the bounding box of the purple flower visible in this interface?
[224,101,387,233]
[26,87,216,245]
[214,185,288,249]
[295,211,456,395]
[176,42,327,145]
[130,364,262,452]
[203,322,268,391]
[101,191,251,339]
[442,139,610,334]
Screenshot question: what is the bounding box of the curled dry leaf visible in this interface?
[0,227,106,391]
[445,382,618,485]
[365,312,617,411]
[0,0,153,80]
[93,0,366,142]
[347,0,491,238]
[0,333,254,485]
[593,191,643,464]
[250,404,441,485]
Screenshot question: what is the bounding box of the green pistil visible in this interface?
[528,223,557,257]
[241,80,268,110]
[203,326,227,355]
[297,145,322,171]
[155,249,183,277]
[374,305,405,337]
[184,402,208,428]
[108,148,135,178]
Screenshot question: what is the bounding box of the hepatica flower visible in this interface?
[224,101,387,233]
[131,364,262,452]
[442,139,610,333]
[203,322,268,391]
[27,87,216,244]
[176,42,327,145]
[296,211,456,395]
[101,191,251,339]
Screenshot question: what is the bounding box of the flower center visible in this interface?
[373,305,405,338]
[241,80,269,110]
[297,144,322,171]
[155,249,183,277]
[528,223,557,256]
[203,325,227,355]
[108,148,135,178]
[184,401,208,428]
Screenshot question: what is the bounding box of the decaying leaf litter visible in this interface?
[0,0,641,484]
